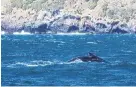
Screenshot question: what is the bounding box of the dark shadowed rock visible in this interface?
[63,15,78,19]
[36,23,48,34]
[16,29,24,33]
[96,23,107,28]
[49,23,70,33]
[29,23,48,34]
[81,24,95,33]
[29,27,36,33]
[6,28,15,34]
[1,26,5,31]
[76,16,81,21]
[95,23,110,33]
[111,27,128,34]
[110,23,130,34]
[111,21,119,27]
[52,9,60,16]
[68,25,79,32]
[120,24,128,28]
[24,26,32,32]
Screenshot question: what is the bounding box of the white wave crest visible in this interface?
[56,32,87,36]
[45,40,66,43]
[121,50,133,53]
[67,59,83,64]
[1,31,5,35]
[7,60,83,68]
[87,42,97,44]
[13,31,32,35]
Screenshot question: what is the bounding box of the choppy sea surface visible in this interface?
[1,34,136,86]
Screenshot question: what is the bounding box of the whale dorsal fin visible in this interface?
[88,52,94,56]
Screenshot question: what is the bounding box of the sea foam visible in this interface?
[56,32,87,36]
[1,31,5,35]
[13,31,32,35]
[6,60,84,68]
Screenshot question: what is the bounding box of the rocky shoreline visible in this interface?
[1,9,136,34]
[1,0,136,34]
[1,13,136,34]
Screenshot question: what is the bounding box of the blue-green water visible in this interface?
[1,34,136,86]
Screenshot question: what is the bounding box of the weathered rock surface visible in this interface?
[1,0,136,34]
[1,14,135,34]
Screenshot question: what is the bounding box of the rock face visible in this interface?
[1,14,136,34]
[68,25,79,33]
[30,24,48,34]
[1,0,136,34]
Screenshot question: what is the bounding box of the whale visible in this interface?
[68,53,107,63]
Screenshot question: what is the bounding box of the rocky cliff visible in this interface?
[1,0,136,34]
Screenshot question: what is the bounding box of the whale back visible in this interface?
[68,53,108,63]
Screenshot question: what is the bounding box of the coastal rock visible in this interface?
[35,23,48,34]
[111,27,128,34]
[23,23,49,34]
[68,25,79,33]
[111,21,120,27]
[1,0,136,34]
[80,24,95,33]
[48,15,80,33]
[1,26,5,31]
[110,24,130,34]
[1,9,136,34]
[1,21,24,34]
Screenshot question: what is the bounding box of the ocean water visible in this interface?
[1,34,136,86]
